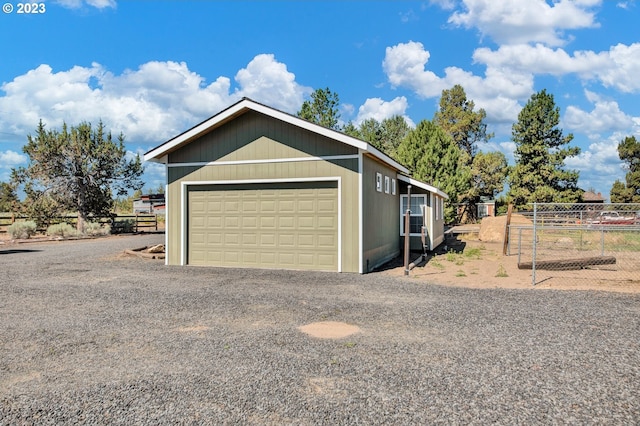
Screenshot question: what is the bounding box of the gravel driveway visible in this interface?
[1,235,639,424]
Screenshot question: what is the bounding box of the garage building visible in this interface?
[144,98,447,273]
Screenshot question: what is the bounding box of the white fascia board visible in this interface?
[397,174,449,200]
[364,145,410,174]
[143,98,406,173]
[143,101,250,162]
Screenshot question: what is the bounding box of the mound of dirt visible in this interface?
[479,214,532,242]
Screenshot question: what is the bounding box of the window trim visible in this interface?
[400,194,427,236]
[376,172,382,192]
[384,176,390,194]
[391,178,396,195]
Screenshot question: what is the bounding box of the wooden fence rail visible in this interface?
[0,213,159,234]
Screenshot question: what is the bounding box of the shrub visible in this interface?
[112,218,135,234]
[7,221,37,239]
[84,222,111,236]
[46,223,79,238]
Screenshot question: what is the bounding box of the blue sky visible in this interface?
[1,0,639,199]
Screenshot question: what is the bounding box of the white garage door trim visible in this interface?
[180,177,342,271]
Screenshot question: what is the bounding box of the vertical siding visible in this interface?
[361,155,400,272]
[167,158,360,272]
[169,111,356,164]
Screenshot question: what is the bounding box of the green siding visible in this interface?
[167,153,360,272]
[168,111,357,164]
[361,155,401,272]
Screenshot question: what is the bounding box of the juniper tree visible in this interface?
[12,120,143,231]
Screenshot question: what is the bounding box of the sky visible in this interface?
[1,0,639,200]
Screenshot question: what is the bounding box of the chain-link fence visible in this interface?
[508,203,640,286]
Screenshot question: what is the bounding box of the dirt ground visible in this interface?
[383,234,640,294]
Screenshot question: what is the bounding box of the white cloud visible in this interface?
[355,97,414,127]
[565,136,626,194]
[234,54,311,113]
[383,41,532,123]
[0,55,310,147]
[429,0,456,10]
[0,150,26,166]
[383,41,447,98]
[0,150,27,181]
[473,43,640,93]
[54,0,116,9]
[448,0,601,46]
[564,91,637,135]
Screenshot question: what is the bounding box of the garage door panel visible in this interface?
[242,234,257,245]
[207,201,222,212]
[279,200,295,212]
[188,182,338,271]
[207,217,222,228]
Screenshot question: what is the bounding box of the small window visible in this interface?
[384,176,390,194]
[376,173,382,192]
[391,179,396,195]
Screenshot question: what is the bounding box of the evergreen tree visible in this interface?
[471,151,509,198]
[297,87,341,130]
[434,84,492,160]
[610,136,640,203]
[0,182,19,212]
[396,120,470,222]
[434,85,493,221]
[508,89,581,208]
[12,120,144,231]
[358,118,383,147]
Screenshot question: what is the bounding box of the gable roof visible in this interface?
[143,97,409,174]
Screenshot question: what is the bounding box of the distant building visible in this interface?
[133,194,166,214]
[477,196,496,218]
[581,191,606,203]
[456,196,496,223]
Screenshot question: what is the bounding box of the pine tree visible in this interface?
[508,90,581,208]
[297,88,341,130]
[610,136,640,203]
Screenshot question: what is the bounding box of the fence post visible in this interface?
[601,225,605,256]
[532,203,537,286]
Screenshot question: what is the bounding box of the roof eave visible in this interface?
[397,174,449,199]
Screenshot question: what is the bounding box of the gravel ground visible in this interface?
[1,234,640,425]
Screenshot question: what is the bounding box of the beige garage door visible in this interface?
[188,182,339,271]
